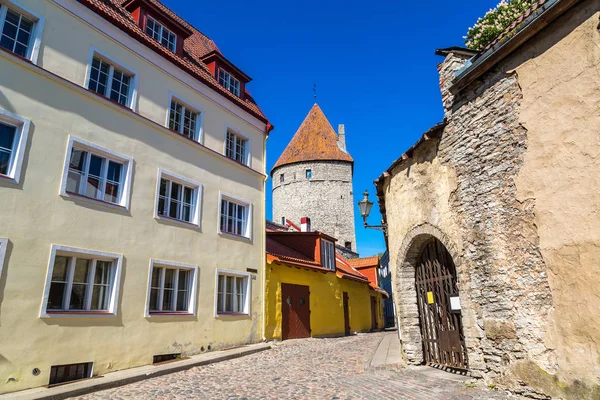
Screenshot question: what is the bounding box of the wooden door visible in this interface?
[343,292,350,335]
[370,296,378,330]
[415,238,468,369]
[281,283,311,340]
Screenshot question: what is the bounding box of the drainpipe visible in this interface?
[261,133,268,342]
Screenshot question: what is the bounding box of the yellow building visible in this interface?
[0,0,272,393]
[264,222,386,340]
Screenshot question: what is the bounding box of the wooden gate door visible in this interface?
[281,283,311,340]
[415,239,468,369]
[343,292,350,335]
[370,296,378,330]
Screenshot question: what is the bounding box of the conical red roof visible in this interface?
[272,104,353,173]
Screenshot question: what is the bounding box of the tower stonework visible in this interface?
[271,104,357,253]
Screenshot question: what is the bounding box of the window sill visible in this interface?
[86,88,134,111]
[42,311,116,318]
[0,173,17,184]
[148,312,195,317]
[216,312,250,317]
[218,231,251,242]
[0,44,33,65]
[63,191,128,212]
[224,156,251,169]
[167,128,202,146]
[155,215,200,229]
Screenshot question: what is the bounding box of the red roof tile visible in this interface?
[77,0,270,127]
[346,256,379,269]
[272,104,353,172]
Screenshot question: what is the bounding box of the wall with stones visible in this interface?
[272,161,357,252]
[382,2,600,398]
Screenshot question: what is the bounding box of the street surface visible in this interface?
[75,332,517,399]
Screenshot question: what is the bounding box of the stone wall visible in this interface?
[272,160,357,251]
[382,2,600,398]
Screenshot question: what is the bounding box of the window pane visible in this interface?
[69,284,87,310]
[110,69,131,106]
[220,200,228,232]
[94,261,111,284]
[89,58,109,96]
[52,256,70,281]
[149,288,159,311]
[151,267,161,288]
[217,275,224,312]
[182,109,197,139]
[169,101,182,132]
[0,123,16,176]
[90,285,108,310]
[104,161,122,203]
[225,276,233,312]
[47,282,66,310]
[176,270,189,311]
[169,182,181,219]
[86,154,103,199]
[0,10,33,58]
[73,259,90,283]
[164,269,175,289]
[162,289,174,311]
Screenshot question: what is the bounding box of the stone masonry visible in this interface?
[272,160,357,252]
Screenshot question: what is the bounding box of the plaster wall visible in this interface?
[510,2,600,391]
[272,161,356,251]
[0,4,266,392]
[264,261,383,339]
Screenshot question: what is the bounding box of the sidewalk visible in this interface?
[368,329,403,369]
[1,343,271,400]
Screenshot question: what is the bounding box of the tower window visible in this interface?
[280,174,284,183]
[345,241,352,250]
[306,169,312,179]
[281,217,286,225]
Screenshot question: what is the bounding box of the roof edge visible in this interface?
[270,158,354,177]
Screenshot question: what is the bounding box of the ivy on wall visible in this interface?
[464,0,537,51]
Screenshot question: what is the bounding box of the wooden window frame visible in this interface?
[0,108,30,184]
[214,269,250,316]
[165,93,203,143]
[0,0,44,63]
[59,136,134,210]
[145,259,198,317]
[84,46,138,110]
[153,168,202,228]
[40,245,123,318]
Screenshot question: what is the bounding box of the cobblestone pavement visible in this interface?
[76,332,519,400]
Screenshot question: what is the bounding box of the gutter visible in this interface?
[450,0,581,94]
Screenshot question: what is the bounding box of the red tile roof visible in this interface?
[271,104,353,172]
[77,0,270,128]
[335,256,369,283]
[346,256,379,269]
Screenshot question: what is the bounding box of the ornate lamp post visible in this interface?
[358,190,387,234]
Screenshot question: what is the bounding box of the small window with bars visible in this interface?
[49,362,93,386]
[225,129,248,165]
[168,99,201,141]
[87,55,135,108]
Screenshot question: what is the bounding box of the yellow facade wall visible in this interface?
[0,0,268,394]
[265,261,384,340]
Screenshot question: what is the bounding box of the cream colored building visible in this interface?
[0,0,272,393]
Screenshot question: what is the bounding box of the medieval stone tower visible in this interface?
[271,104,357,253]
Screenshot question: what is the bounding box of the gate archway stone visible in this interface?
[395,223,463,365]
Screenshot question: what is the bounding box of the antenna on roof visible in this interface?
[313,84,317,104]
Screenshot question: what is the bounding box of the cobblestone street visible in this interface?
[74,332,518,400]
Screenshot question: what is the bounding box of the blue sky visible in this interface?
[164,0,498,256]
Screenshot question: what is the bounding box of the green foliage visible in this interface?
[465,0,537,51]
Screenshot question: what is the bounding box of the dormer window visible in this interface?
[145,16,176,52]
[218,69,240,97]
[321,239,335,271]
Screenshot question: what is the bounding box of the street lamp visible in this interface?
[358,190,387,233]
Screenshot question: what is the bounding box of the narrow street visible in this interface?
[75,332,516,400]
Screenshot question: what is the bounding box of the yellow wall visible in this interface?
[265,260,384,340]
[0,0,267,394]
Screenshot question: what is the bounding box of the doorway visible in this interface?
[343,292,350,335]
[415,238,467,369]
[281,283,311,340]
[370,296,378,330]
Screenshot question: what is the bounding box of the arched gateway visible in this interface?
[396,224,468,370]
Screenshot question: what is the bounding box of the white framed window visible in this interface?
[219,193,252,239]
[0,108,30,184]
[218,69,240,97]
[321,239,335,271]
[215,269,250,315]
[40,245,123,317]
[0,238,7,278]
[306,169,312,179]
[166,94,202,142]
[145,16,176,52]
[145,259,198,317]
[154,169,202,227]
[0,0,44,63]
[60,136,133,210]
[224,127,249,166]
[85,47,138,110]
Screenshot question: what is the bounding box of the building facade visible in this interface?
[376,0,600,398]
[0,0,271,393]
[264,227,385,340]
[377,251,396,328]
[271,104,357,255]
